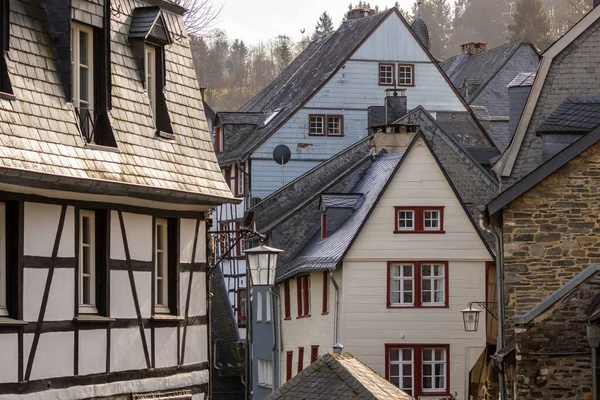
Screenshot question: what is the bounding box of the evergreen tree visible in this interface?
[411,0,452,59]
[274,35,293,72]
[508,0,553,50]
[396,1,412,23]
[312,12,335,40]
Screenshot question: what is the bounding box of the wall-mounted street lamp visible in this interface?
[461,301,497,332]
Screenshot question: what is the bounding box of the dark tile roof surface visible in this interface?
[1,0,233,203]
[508,72,537,88]
[217,10,392,164]
[217,112,263,125]
[440,40,531,101]
[276,151,404,281]
[266,352,414,400]
[537,95,600,134]
[320,193,364,211]
[434,112,493,147]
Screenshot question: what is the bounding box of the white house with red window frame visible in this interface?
[273,133,494,398]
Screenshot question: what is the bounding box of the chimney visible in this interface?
[508,72,535,139]
[385,89,408,124]
[333,343,344,355]
[461,41,487,55]
[347,8,375,20]
[200,87,206,101]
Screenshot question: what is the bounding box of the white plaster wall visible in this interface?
[79,329,106,376]
[0,333,18,383]
[121,212,152,261]
[110,328,146,372]
[24,332,73,380]
[110,210,125,260]
[183,325,208,365]
[44,268,74,321]
[135,271,152,318]
[180,218,206,263]
[155,327,178,368]
[23,268,47,321]
[110,270,136,319]
[24,203,73,257]
[180,271,206,317]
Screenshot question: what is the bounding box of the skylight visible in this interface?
[262,109,282,127]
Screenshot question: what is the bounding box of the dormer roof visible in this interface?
[129,6,172,45]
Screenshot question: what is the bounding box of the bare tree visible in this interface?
[174,0,223,36]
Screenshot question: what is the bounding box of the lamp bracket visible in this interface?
[469,301,498,320]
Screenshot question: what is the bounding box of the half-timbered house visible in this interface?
[0,0,235,398]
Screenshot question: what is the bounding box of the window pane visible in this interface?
[157,253,164,278]
[423,376,432,389]
[390,377,399,386]
[422,279,431,291]
[82,246,90,274]
[390,364,399,376]
[403,265,413,276]
[389,349,399,362]
[423,349,432,361]
[435,349,445,360]
[82,216,89,244]
[402,364,412,375]
[436,376,445,388]
[79,31,88,65]
[422,264,431,276]
[402,349,412,360]
[83,276,90,304]
[157,280,163,304]
[403,291,413,303]
[423,364,432,375]
[402,377,413,389]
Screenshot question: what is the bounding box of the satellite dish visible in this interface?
[273,145,291,165]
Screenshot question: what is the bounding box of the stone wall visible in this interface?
[503,139,600,329]
[511,273,600,399]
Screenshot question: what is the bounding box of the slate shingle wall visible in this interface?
[1,0,232,200]
[505,17,600,188]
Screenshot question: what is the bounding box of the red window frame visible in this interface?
[223,166,231,189]
[237,288,247,327]
[297,347,304,372]
[386,261,449,308]
[322,271,329,315]
[379,62,395,86]
[286,351,293,381]
[234,164,244,197]
[394,206,445,234]
[214,125,224,153]
[310,345,319,363]
[296,275,310,318]
[321,213,327,239]
[384,344,450,397]
[284,280,291,320]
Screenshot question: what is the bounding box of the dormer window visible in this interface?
[72,23,94,138]
[129,6,174,139]
[0,0,13,98]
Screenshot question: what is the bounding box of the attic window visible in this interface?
[262,109,281,127]
[0,0,13,99]
[129,7,174,139]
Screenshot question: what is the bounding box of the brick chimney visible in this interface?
[461,41,487,55]
[347,8,375,20]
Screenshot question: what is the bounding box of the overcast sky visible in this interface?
[213,0,415,44]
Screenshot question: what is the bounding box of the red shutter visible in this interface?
[303,276,310,316]
[224,167,231,189]
[310,345,319,363]
[284,280,291,319]
[298,347,304,372]
[286,351,293,381]
[234,165,239,196]
[214,126,222,153]
[321,213,327,238]
[297,277,303,317]
[322,271,329,315]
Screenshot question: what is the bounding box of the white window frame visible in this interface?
[423,210,440,231]
[0,203,7,317]
[256,290,263,322]
[421,348,447,392]
[421,264,445,306]
[258,359,274,388]
[397,210,414,231]
[79,210,97,314]
[155,218,170,314]
[145,45,157,123]
[389,348,414,396]
[71,23,94,133]
[236,164,245,196]
[389,263,414,306]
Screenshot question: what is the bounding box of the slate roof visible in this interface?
[537,95,600,134]
[509,72,537,88]
[320,193,363,211]
[266,352,413,400]
[1,0,234,205]
[440,39,533,101]
[276,150,404,281]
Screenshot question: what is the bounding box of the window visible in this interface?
[145,45,157,121]
[214,126,224,153]
[155,218,169,313]
[310,345,319,363]
[238,288,247,326]
[284,280,291,320]
[258,359,274,388]
[386,345,449,397]
[298,347,304,372]
[322,271,329,315]
[379,63,395,86]
[387,262,448,308]
[394,207,445,233]
[0,0,13,97]
[286,351,293,381]
[256,290,263,322]
[266,291,272,322]
[398,64,415,86]
[308,115,344,136]
[72,23,94,139]
[79,210,97,314]
[234,164,244,197]
[297,275,310,317]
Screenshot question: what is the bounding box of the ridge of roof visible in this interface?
[514,263,600,325]
[495,5,600,178]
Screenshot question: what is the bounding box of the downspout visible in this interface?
[269,287,282,389]
[481,211,506,400]
[330,269,340,345]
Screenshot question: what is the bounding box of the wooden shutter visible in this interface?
[322,271,329,314]
[297,347,304,372]
[286,351,293,381]
[310,345,319,363]
[284,280,291,319]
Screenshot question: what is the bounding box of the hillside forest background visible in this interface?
[185,0,593,112]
